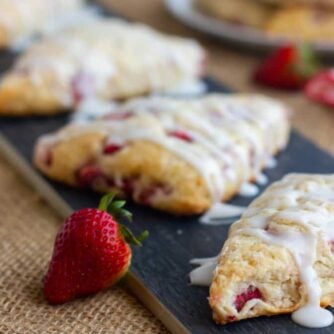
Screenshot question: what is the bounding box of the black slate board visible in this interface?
[2,76,334,334]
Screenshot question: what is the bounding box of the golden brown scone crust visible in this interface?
[196,0,334,41]
[196,0,274,28]
[0,18,205,116]
[34,94,290,215]
[266,6,334,41]
[210,174,334,324]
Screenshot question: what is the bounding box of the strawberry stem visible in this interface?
[296,43,321,79]
[98,192,133,222]
[119,224,149,246]
[99,193,149,246]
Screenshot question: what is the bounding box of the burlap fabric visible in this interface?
[0,156,169,334]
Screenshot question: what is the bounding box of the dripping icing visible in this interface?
[189,256,218,286]
[199,203,246,225]
[235,174,334,328]
[37,95,289,205]
[239,182,259,197]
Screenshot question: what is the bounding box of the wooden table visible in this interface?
[102,0,334,155]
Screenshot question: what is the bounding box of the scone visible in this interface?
[196,0,334,42]
[0,18,205,116]
[34,94,290,215]
[266,5,334,41]
[196,0,274,28]
[210,174,334,327]
[0,0,84,48]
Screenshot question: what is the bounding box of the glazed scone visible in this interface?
[196,0,274,28]
[0,18,205,116]
[266,6,334,41]
[0,0,84,49]
[210,174,334,327]
[196,0,334,42]
[34,94,290,215]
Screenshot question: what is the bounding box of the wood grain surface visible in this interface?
[99,0,334,155]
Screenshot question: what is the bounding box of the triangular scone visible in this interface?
[0,18,205,116]
[0,0,84,49]
[266,6,334,41]
[196,0,273,28]
[210,174,334,326]
[34,94,290,215]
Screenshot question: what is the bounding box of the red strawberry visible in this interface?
[43,193,148,304]
[254,44,320,90]
[71,72,94,104]
[168,130,193,142]
[103,143,123,155]
[234,285,263,312]
[76,164,104,187]
[304,69,334,108]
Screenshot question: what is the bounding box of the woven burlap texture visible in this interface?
[0,156,169,334]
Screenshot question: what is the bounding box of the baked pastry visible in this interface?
[0,0,84,49]
[0,18,205,116]
[266,6,334,41]
[34,94,290,215]
[196,0,273,28]
[210,173,334,327]
[196,0,334,42]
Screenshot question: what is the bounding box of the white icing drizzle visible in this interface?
[265,156,277,169]
[72,98,118,123]
[15,18,204,104]
[37,94,289,216]
[189,256,218,286]
[239,182,259,197]
[199,203,246,225]
[6,0,88,51]
[154,79,207,96]
[256,172,268,186]
[231,174,334,328]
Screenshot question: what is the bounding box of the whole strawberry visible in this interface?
[304,69,334,108]
[43,193,148,304]
[254,44,320,90]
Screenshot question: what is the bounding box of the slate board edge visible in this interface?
[0,133,190,334]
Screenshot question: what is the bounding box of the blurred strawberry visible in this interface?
[304,69,334,108]
[43,193,148,304]
[254,44,320,90]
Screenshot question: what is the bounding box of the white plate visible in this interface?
[165,0,334,56]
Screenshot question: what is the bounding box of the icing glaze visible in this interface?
[239,182,259,197]
[189,256,218,286]
[191,174,334,327]
[39,95,288,202]
[155,79,207,96]
[256,172,268,186]
[199,202,246,225]
[265,156,277,169]
[14,18,204,104]
[37,94,289,219]
[4,0,86,50]
[232,174,334,328]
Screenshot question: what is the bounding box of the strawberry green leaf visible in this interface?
[98,192,116,212]
[295,43,321,80]
[98,192,133,222]
[119,224,149,246]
